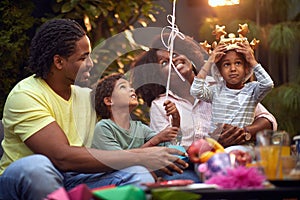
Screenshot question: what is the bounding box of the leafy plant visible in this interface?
[263,79,300,137]
[0,0,36,118]
[0,0,163,119]
[268,23,298,54]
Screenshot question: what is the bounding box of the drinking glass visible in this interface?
[256,130,290,180]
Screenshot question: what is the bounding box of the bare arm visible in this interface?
[142,126,179,147]
[217,117,273,147]
[196,44,227,79]
[244,117,273,138]
[163,100,180,128]
[25,121,188,175]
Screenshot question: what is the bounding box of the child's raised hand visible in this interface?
[198,44,227,79]
[235,41,258,67]
[163,100,180,127]
[209,44,227,64]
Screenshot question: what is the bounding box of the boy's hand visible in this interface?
[156,126,179,143]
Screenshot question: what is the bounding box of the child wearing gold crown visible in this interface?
[190,25,274,149]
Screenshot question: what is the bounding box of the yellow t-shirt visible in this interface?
[0,75,97,175]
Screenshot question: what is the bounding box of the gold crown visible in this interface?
[200,23,260,54]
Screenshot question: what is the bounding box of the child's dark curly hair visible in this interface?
[91,73,125,119]
[28,18,86,79]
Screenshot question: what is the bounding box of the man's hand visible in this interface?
[139,146,189,176]
[217,124,247,147]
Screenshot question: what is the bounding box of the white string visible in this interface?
[160,1,184,143]
[160,0,185,102]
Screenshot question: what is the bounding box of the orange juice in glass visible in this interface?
[256,130,290,180]
[258,145,290,180]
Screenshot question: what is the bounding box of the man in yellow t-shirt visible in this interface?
[0,75,97,173]
[0,19,187,200]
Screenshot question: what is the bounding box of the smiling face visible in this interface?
[217,50,249,89]
[61,35,93,85]
[156,50,179,79]
[111,78,138,111]
[156,50,196,84]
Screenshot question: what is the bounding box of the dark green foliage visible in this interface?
[263,73,300,137]
[0,0,162,120]
[0,0,36,118]
[268,23,298,53]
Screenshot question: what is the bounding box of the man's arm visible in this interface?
[253,103,277,131]
[25,121,188,175]
[217,103,276,147]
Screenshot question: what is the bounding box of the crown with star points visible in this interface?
[200,23,260,54]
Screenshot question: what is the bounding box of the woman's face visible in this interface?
[156,50,195,84]
[218,50,248,89]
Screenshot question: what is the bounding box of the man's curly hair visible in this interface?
[28,18,86,79]
[91,73,125,119]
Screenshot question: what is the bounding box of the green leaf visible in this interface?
[268,24,296,53]
[61,2,74,13]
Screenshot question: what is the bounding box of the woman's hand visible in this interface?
[164,100,180,128]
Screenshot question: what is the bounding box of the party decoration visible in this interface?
[187,137,225,163]
[200,23,260,54]
[205,166,266,189]
[199,40,212,54]
[237,23,249,37]
[212,25,227,40]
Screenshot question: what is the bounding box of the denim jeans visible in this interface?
[156,161,202,183]
[0,154,154,200]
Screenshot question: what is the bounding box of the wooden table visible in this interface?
[146,184,300,200]
[191,187,300,200]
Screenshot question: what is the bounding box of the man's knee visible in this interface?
[1,155,64,200]
[124,166,155,184]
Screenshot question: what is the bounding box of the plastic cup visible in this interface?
[293,135,300,156]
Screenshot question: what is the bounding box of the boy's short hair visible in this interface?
[92,73,124,119]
